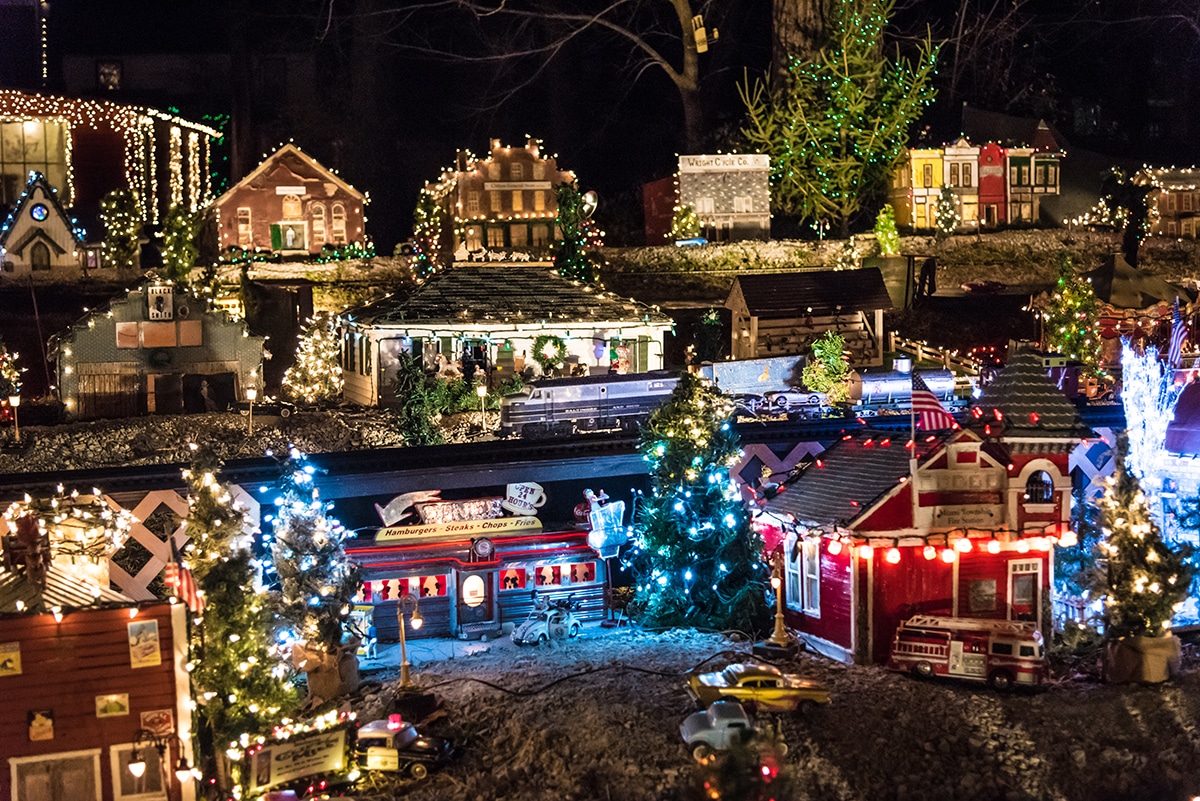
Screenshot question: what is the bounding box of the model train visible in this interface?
[499,357,965,439]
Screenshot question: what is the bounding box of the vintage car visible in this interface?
[679,700,788,762]
[511,604,581,645]
[687,663,830,712]
[353,718,454,780]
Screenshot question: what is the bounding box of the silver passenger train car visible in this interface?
[499,372,678,438]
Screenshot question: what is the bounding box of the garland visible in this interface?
[532,334,568,373]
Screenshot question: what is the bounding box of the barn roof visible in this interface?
[345,267,673,327]
[763,429,948,527]
[727,268,893,319]
[0,565,135,615]
[972,350,1089,439]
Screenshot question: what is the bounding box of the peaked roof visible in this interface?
[961,105,1070,152]
[0,171,83,248]
[346,267,673,327]
[972,350,1089,439]
[764,429,948,527]
[1083,253,1190,310]
[727,268,893,319]
[0,565,134,615]
[214,143,363,206]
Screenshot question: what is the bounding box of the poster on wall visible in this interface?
[140,709,175,737]
[128,620,161,668]
[0,640,21,676]
[28,709,54,741]
[96,694,131,718]
[146,286,174,321]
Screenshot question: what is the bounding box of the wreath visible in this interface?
[532,334,568,373]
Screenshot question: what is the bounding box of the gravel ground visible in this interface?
[350,627,1200,801]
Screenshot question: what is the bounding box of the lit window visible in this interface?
[511,162,524,181]
[487,227,505,248]
[512,190,523,212]
[331,203,347,244]
[310,203,326,245]
[237,207,252,247]
[282,194,302,219]
[468,191,480,212]
[1025,470,1055,504]
[533,191,545,212]
[490,191,502,213]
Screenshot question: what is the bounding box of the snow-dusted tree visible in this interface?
[1121,340,1183,485]
[934,187,959,241]
[282,313,344,405]
[802,331,850,403]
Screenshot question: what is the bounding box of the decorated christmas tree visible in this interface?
[874,204,901,256]
[669,204,701,241]
[934,187,959,241]
[180,447,296,789]
[1040,257,1102,376]
[99,189,141,270]
[1100,438,1194,640]
[0,337,23,399]
[801,331,850,404]
[160,205,199,282]
[553,181,595,283]
[410,188,442,278]
[624,372,767,632]
[282,313,344,405]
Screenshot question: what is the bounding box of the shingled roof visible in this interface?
[764,429,948,527]
[0,565,134,615]
[972,350,1089,439]
[727,268,893,319]
[347,267,672,327]
[1083,254,1190,310]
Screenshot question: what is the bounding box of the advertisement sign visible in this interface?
[377,516,542,543]
[128,620,161,669]
[0,641,21,676]
[931,505,1002,528]
[249,729,348,792]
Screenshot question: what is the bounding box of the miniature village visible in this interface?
[5,3,1200,801]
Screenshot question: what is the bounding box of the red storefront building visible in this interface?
[756,351,1087,663]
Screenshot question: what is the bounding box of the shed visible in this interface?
[724,269,893,365]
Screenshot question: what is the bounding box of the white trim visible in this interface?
[797,632,853,664]
[170,603,196,801]
[864,553,874,663]
[108,743,168,801]
[1007,558,1043,631]
[10,748,102,801]
[952,552,960,616]
[801,539,820,616]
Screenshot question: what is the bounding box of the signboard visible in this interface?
[483,181,552,190]
[146,286,173,321]
[931,505,1002,528]
[418,497,504,524]
[365,747,399,771]
[377,516,542,543]
[679,154,769,172]
[586,500,628,559]
[275,185,307,195]
[249,729,347,792]
[0,641,21,676]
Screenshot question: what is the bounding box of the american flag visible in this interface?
[1169,297,1189,368]
[912,373,958,431]
[164,538,204,613]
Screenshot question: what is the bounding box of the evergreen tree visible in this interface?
[934,187,959,241]
[741,0,938,236]
[411,189,443,278]
[695,307,724,363]
[0,337,23,398]
[100,189,141,270]
[623,373,767,632]
[161,205,200,282]
[1039,256,1102,376]
[669,204,701,241]
[874,204,901,256]
[282,314,344,405]
[265,449,361,652]
[1099,167,1154,268]
[392,352,445,446]
[553,181,595,283]
[1100,438,1195,640]
[180,448,297,789]
[801,331,851,403]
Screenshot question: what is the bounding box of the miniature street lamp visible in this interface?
[753,548,797,658]
[7,394,18,443]
[127,728,193,800]
[397,592,424,688]
[244,386,257,436]
[476,383,488,431]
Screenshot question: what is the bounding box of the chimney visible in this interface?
[490,138,502,153]
[527,136,539,156]
[456,150,467,172]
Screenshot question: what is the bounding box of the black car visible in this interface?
[353,720,454,780]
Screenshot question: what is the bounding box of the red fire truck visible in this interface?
[887,615,1046,690]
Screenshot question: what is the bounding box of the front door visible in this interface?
[1009,560,1041,627]
[457,571,495,626]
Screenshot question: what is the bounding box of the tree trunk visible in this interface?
[772,0,828,80]
[680,83,705,153]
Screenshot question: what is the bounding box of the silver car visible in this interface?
[511,607,581,645]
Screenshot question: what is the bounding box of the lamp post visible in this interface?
[127,728,193,801]
[766,550,790,648]
[8,394,19,443]
[244,386,257,436]
[476,383,488,432]
[397,592,423,688]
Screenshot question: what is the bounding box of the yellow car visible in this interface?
[687,663,830,713]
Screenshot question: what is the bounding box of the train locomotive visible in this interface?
[499,357,965,439]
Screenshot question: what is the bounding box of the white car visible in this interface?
[511,606,581,645]
[764,389,823,410]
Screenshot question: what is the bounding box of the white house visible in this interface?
[0,171,95,281]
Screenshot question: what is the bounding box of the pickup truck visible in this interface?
[679,700,785,762]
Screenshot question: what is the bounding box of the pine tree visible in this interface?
[802,331,850,404]
[1100,438,1195,640]
[874,204,901,256]
[265,449,361,652]
[411,189,443,278]
[740,0,938,236]
[934,187,960,241]
[100,189,141,270]
[1040,256,1102,376]
[282,313,344,405]
[392,352,445,446]
[161,205,200,282]
[180,448,297,788]
[553,181,595,283]
[669,204,701,241]
[0,337,23,398]
[623,372,767,632]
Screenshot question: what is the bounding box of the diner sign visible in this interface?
[377,516,542,542]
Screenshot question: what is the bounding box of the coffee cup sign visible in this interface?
[502,482,547,515]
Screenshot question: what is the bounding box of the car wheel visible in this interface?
[239,409,249,417]
[537,633,547,646]
[409,763,428,780]
[692,744,713,762]
[913,661,934,679]
[989,669,1014,691]
[568,624,579,638]
[798,699,819,713]
[280,407,292,418]
[776,742,789,757]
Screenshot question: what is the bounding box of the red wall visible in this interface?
[977,143,1007,222]
[72,125,127,218]
[784,546,854,654]
[870,548,954,663]
[0,604,182,801]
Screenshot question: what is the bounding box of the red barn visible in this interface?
[977,142,1008,227]
[0,564,194,801]
[757,350,1087,663]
